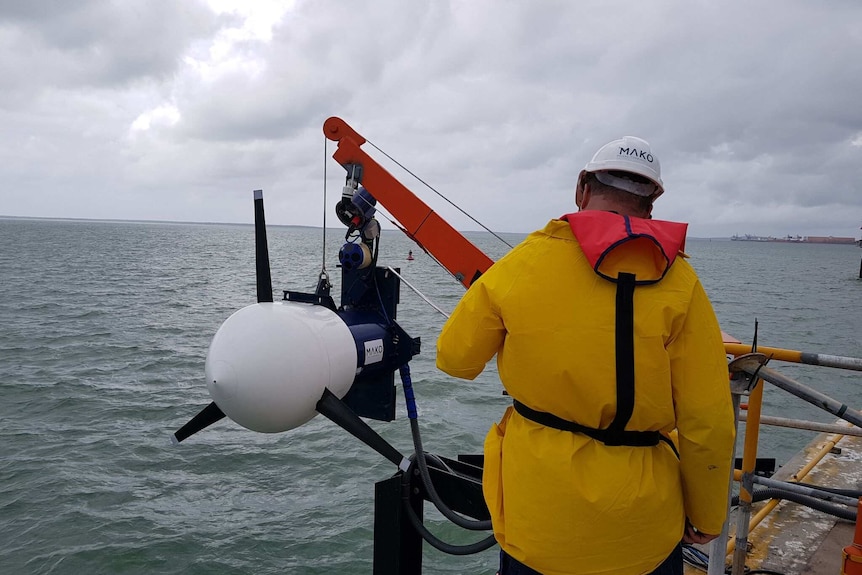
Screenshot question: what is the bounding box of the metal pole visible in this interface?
[751,365,862,427]
[708,389,742,575]
[739,413,862,437]
[723,343,862,372]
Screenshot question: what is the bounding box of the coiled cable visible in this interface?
[397,364,497,555]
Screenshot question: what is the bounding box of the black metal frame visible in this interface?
[372,454,490,575]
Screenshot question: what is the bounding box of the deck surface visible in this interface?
[686,430,862,574]
[800,519,853,574]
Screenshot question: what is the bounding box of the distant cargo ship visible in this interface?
[731,234,857,245]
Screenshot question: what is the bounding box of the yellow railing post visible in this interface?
[730,374,764,575]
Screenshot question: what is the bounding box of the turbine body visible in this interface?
[205,301,357,433]
[174,186,418,443]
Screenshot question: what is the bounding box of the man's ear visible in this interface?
[575,170,587,208]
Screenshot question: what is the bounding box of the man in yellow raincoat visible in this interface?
[436,136,736,575]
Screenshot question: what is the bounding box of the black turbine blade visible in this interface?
[751,318,759,353]
[316,388,407,468]
[172,402,226,444]
[254,189,273,303]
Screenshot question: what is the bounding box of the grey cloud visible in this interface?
[0,0,860,239]
[0,0,219,97]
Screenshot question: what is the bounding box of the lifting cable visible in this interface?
[364,137,513,250]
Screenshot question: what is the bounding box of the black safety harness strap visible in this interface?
[609,272,636,438]
[512,272,678,456]
[512,399,662,447]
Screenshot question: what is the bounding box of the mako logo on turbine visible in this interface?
[364,339,384,365]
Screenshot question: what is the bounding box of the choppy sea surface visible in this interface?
[1,217,860,574]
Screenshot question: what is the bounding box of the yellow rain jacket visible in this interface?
[436,212,735,575]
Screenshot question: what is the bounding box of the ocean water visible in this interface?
[1,217,860,574]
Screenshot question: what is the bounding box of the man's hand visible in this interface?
[683,519,719,545]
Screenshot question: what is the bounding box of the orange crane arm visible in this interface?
[323,117,494,289]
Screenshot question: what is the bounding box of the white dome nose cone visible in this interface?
[205,302,358,433]
[208,360,238,399]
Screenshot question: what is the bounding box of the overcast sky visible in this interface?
[1,0,860,238]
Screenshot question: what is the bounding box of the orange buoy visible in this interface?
[841,499,862,574]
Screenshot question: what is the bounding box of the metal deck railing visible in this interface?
[710,340,862,575]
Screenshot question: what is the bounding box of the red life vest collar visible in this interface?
[560,211,688,284]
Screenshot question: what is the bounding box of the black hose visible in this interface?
[798,482,862,499]
[398,363,492,532]
[732,488,856,521]
[400,467,497,555]
[409,417,494,531]
[393,363,496,555]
